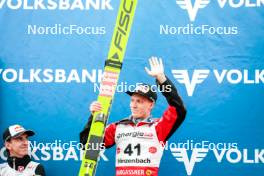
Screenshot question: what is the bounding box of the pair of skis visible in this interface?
[79,0,138,175]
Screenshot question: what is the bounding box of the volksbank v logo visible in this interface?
[171,146,264,175]
[175,0,264,22]
[176,0,210,21]
[172,70,209,96]
[171,148,209,175]
[172,69,264,96]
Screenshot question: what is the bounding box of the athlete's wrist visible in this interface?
[156,74,166,84]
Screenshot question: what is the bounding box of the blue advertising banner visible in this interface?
[0,0,263,175]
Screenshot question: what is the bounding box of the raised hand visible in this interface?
[145,56,166,83]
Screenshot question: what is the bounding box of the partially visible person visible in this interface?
[0,124,45,176]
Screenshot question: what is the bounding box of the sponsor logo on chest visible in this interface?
[117,131,154,140]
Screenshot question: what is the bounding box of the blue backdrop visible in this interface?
[0,0,263,175]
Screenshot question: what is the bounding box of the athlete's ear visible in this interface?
[149,101,155,110]
[5,141,12,150]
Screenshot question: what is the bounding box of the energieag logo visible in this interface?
[175,0,264,22]
[172,69,264,96]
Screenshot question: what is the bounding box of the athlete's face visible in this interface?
[130,94,154,119]
[5,133,29,158]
